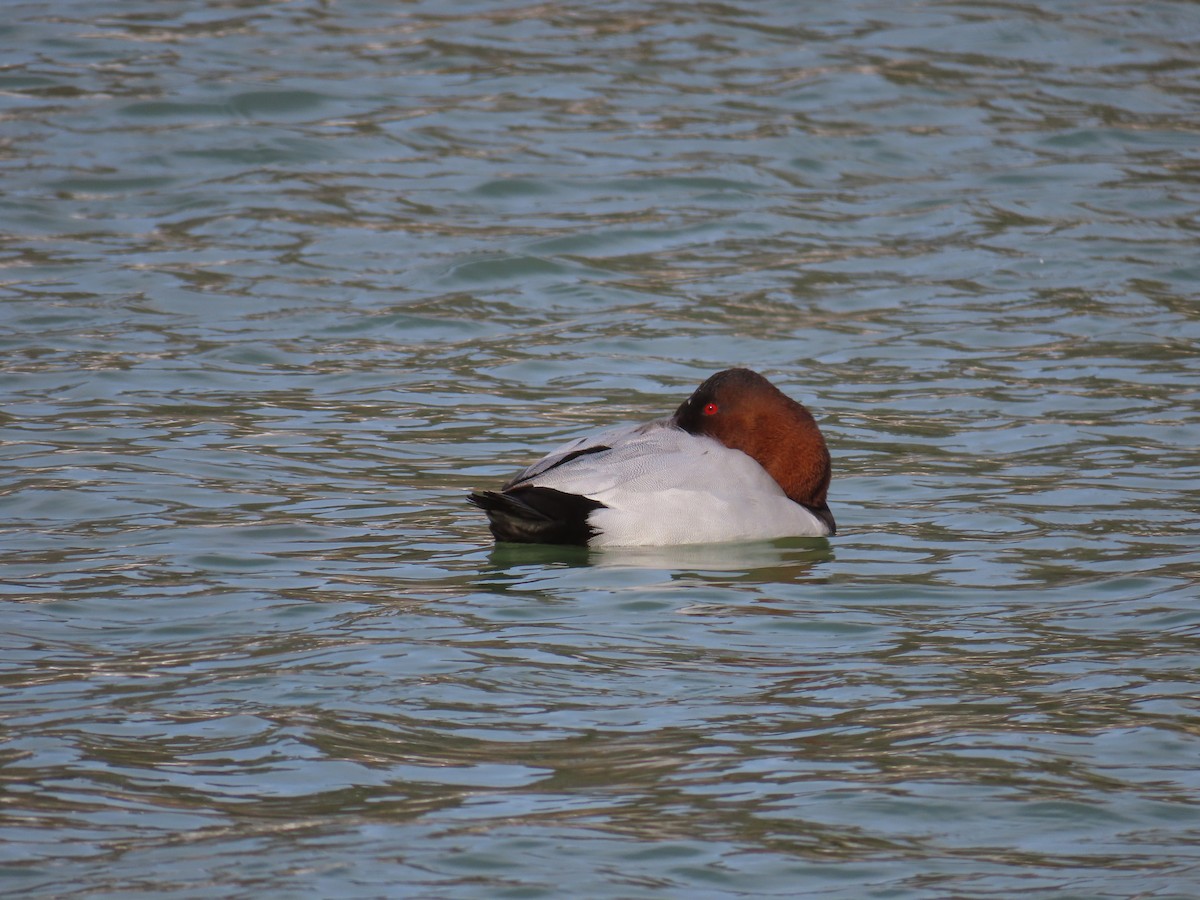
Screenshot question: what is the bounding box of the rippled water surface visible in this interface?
[3,1,1199,896]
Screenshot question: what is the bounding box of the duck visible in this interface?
[468,368,835,547]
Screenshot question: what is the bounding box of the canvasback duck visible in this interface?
[468,368,835,547]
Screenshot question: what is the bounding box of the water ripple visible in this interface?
[1,0,1199,896]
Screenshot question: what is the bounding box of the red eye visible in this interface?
[703,402,719,416]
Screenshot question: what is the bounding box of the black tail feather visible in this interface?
[468,487,605,545]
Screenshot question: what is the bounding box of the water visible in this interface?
[2,1,1199,896]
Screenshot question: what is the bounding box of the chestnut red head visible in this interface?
[671,368,831,510]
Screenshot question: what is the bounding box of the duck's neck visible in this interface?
[745,401,831,510]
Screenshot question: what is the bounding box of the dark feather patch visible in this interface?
[468,487,606,545]
[505,444,611,489]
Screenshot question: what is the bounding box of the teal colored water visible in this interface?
[2,1,1199,897]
